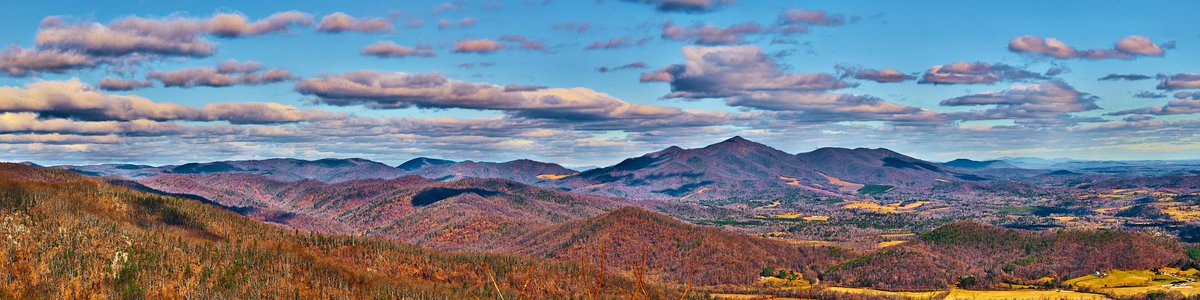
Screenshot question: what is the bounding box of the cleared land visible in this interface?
[944,288,1107,300]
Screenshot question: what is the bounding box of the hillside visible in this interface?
[796,147,988,188]
[501,206,856,285]
[0,163,689,298]
[136,172,630,251]
[824,222,1190,291]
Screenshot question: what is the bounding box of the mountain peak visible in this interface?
[705,136,770,150]
[721,136,751,144]
[397,157,456,171]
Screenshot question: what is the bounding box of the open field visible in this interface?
[1065,268,1200,298]
[944,289,1108,300]
[824,286,945,299]
[535,174,571,180]
[843,200,930,213]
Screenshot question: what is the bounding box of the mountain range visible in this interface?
[58,136,1074,201]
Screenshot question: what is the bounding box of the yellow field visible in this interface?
[944,288,1107,300]
[1101,284,1200,298]
[1065,269,1200,298]
[709,294,803,300]
[803,215,829,221]
[1052,216,1078,222]
[1064,270,1168,289]
[782,239,837,247]
[878,240,907,248]
[824,287,944,299]
[535,174,571,180]
[771,212,803,219]
[881,233,916,238]
[817,172,864,193]
[1162,205,1200,221]
[843,200,930,213]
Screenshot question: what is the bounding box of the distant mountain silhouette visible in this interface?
[942,158,1017,169]
[406,159,577,184]
[557,136,988,200]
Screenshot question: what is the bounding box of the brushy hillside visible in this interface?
[502,206,857,286]
[136,172,631,252]
[825,221,1191,291]
[0,163,692,299]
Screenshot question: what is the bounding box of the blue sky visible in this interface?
[1,0,1198,167]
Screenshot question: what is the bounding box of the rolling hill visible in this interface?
[499,206,856,285]
[824,221,1190,291]
[943,158,1018,169]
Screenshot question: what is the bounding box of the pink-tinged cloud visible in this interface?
[1175,91,1200,100]
[453,39,505,54]
[361,41,436,58]
[0,79,341,124]
[205,11,312,37]
[628,0,733,13]
[148,61,296,88]
[98,77,152,91]
[433,1,464,13]
[36,12,313,57]
[552,22,591,33]
[437,17,477,30]
[1157,73,1200,90]
[836,65,915,83]
[216,60,264,74]
[293,70,715,122]
[500,35,547,51]
[586,37,650,50]
[1008,35,1166,60]
[661,22,762,45]
[779,9,846,26]
[642,45,855,98]
[941,80,1100,120]
[317,12,393,33]
[1108,99,1200,116]
[919,61,1046,85]
[597,61,648,73]
[0,47,94,76]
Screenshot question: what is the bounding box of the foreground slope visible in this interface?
[0,163,686,298]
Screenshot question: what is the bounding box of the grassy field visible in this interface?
[1065,268,1200,298]
[944,288,1107,300]
[843,200,929,214]
[1064,270,1168,289]
[823,286,945,299]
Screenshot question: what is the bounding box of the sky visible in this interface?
[1,0,1199,168]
